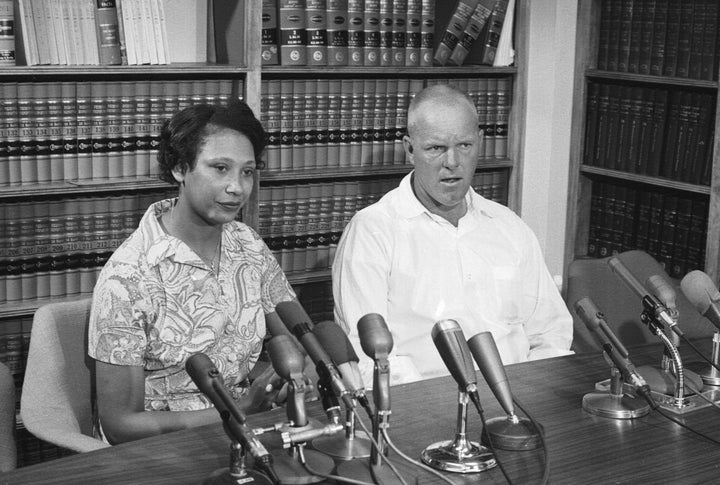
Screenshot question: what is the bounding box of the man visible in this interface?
[332,84,573,385]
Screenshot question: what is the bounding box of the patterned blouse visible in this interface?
[88,198,295,411]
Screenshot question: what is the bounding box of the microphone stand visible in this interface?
[205,439,275,485]
[311,398,372,460]
[697,331,720,386]
[583,363,651,419]
[421,387,496,474]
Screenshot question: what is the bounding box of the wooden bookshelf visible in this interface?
[565,0,720,285]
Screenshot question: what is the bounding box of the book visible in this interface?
[378,0,392,65]
[432,0,478,66]
[643,87,667,177]
[404,0,420,66]
[419,0,434,66]
[447,0,492,66]
[605,0,622,71]
[306,0,327,65]
[291,80,306,167]
[700,0,718,81]
[390,0,406,65]
[363,0,380,65]
[14,0,38,65]
[583,82,599,166]
[326,79,341,164]
[687,0,705,79]
[326,0,348,65]
[0,0,14,65]
[162,0,206,63]
[492,0,514,66]
[674,1,694,77]
[360,79,375,166]
[476,0,508,65]
[347,0,363,65]
[315,79,329,168]
[94,0,122,65]
[637,0,655,75]
[626,0,642,73]
[596,0,611,70]
[649,0,667,76]
[212,0,247,65]
[279,80,294,170]
[661,1,680,76]
[261,0,279,64]
[616,0,633,72]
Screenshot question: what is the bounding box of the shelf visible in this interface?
[0,63,249,80]
[586,70,718,90]
[580,165,712,195]
[286,270,332,286]
[0,294,92,320]
[0,178,173,199]
[261,65,518,78]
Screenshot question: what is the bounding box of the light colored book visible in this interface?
[492,0,514,66]
[15,0,39,65]
[162,1,207,63]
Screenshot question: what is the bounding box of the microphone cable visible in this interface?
[295,445,375,485]
[675,333,720,374]
[379,428,456,485]
[652,405,720,447]
[471,399,515,485]
[513,396,550,485]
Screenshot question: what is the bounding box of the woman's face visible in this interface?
[173,128,257,226]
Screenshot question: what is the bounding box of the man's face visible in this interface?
[404,102,481,218]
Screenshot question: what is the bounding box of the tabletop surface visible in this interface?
[2,339,720,485]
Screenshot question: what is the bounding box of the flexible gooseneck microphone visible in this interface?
[185,353,280,484]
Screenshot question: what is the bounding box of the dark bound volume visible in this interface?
[606,0,623,71]
[637,0,656,75]
[597,0,612,70]
[603,84,622,170]
[617,0,634,72]
[627,0,643,73]
[594,83,612,168]
[649,0,668,76]
[674,1,694,77]
[644,88,667,177]
[476,0,509,66]
[658,194,678,272]
[327,0,349,65]
[701,0,718,80]
[584,82,600,166]
[279,0,308,65]
[672,196,692,278]
[262,0,280,65]
[688,0,705,79]
[94,0,122,65]
[662,1,681,76]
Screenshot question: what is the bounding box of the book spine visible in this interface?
[383,78,397,164]
[306,0,327,65]
[596,0,612,70]
[363,0,380,65]
[394,78,409,164]
[372,78,386,165]
[378,0,393,66]
[262,0,280,65]
[0,0,15,65]
[637,0,655,75]
[279,0,307,65]
[433,0,478,66]
[661,1,680,76]
[279,80,294,170]
[390,0,406,65]
[606,0,622,71]
[701,0,718,81]
[302,79,318,168]
[15,0,38,65]
[349,79,363,167]
[291,80,306,169]
[494,76,510,159]
[33,82,51,184]
[404,0,421,66]
[644,87,667,176]
[477,0,508,66]
[687,0,705,79]
[616,0,634,72]
[674,1,694,77]
[338,81,353,167]
[649,0,667,76]
[360,79,375,166]
[326,0,348,65]
[315,79,329,169]
[264,80,282,171]
[347,0,364,65]
[95,0,122,65]
[448,0,492,66]
[627,0,644,73]
[326,79,341,167]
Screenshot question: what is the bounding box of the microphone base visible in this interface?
[421,439,496,474]
[635,365,704,395]
[582,391,651,419]
[271,447,334,484]
[203,468,274,485]
[481,415,542,451]
[310,429,372,460]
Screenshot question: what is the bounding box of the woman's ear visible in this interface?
[171,166,185,184]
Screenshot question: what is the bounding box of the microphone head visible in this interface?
[313,320,359,365]
[467,331,514,415]
[681,270,720,315]
[357,313,393,359]
[185,352,223,393]
[430,319,477,390]
[646,274,677,309]
[573,297,602,332]
[266,334,306,380]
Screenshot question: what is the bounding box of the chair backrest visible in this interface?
[567,250,715,353]
[20,298,110,453]
[0,361,16,472]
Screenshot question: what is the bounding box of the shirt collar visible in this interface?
[140,198,196,268]
[395,171,499,222]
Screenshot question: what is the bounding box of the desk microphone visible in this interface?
[274,301,355,412]
[608,257,681,334]
[467,331,542,450]
[681,270,720,330]
[574,297,656,409]
[185,353,280,484]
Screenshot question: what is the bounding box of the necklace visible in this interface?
[167,201,222,275]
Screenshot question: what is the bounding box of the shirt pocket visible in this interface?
[491,264,528,326]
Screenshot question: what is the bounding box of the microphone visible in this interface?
[274,301,355,411]
[430,319,483,413]
[185,353,280,484]
[266,334,309,427]
[574,297,656,408]
[681,270,720,330]
[467,332,542,451]
[312,320,371,412]
[608,257,681,334]
[357,313,393,415]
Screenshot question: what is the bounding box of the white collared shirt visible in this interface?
[332,173,573,386]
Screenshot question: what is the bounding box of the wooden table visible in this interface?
[3,341,720,484]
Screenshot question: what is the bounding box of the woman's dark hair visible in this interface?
[156,100,267,185]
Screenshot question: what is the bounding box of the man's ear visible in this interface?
[403,135,415,164]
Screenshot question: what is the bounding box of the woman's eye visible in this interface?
[242,168,256,177]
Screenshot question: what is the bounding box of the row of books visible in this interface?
[597,0,719,80]
[586,180,708,279]
[0,79,236,187]
[584,82,715,185]
[1,190,173,261]
[261,76,512,171]
[12,0,198,66]
[263,0,513,67]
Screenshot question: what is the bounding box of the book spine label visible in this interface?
[347,0,364,65]
[306,0,327,65]
[433,0,478,66]
[95,0,122,65]
[262,0,280,65]
[0,0,15,65]
[419,0,435,66]
[363,0,380,65]
[279,0,308,65]
[404,0,421,66]
[326,0,348,65]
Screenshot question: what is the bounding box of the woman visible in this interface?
[88,100,302,444]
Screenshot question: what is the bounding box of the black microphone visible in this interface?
[312,320,371,411]
[274,301,355,411]
[431,319,483,414]
[608,257,681,334]
[266,334,309,427]
[357,313,393,414]
[681,270,720,331]
[573,297,656,408]
[185,353,280,483]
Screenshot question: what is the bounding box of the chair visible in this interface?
[566,250,715,354]
[20,298,110,453]
[0,361,17,472]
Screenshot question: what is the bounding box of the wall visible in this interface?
[520,0,578,283]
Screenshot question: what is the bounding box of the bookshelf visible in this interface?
[0,0,529,468]
[565,0,720,287]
